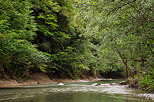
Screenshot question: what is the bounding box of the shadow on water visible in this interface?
[0,80,153,102]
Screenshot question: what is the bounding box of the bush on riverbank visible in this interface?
[139,69,154,92]
[127,68,154,92]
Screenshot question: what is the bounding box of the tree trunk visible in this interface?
[116,49,133,79]
[0,65,9,79]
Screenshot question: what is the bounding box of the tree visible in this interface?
[72,0,154,91]
[0,0,49,80]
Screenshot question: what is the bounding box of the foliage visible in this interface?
[139,68,154,92]
[0,0,153,92]
[71,0,154,90]
[0,0,49,79]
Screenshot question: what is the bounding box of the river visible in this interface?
[0,80,153,102]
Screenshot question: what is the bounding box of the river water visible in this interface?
[0,80,153,102]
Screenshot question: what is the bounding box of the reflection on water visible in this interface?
[0,80,153,102]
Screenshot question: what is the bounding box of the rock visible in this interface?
[119,81,127,85]
[58,83,64,85]
[91,83,98,86]
[110,83,118,86]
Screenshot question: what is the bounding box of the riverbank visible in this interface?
[0,73,102,88]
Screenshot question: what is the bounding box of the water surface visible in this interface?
[0,80,153,102]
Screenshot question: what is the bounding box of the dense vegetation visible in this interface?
[0,0,153,91]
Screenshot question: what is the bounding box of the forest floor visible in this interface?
[0,73,103,88]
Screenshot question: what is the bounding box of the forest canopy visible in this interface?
[0,0,153,91]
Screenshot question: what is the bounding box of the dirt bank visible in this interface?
[0,73,101,88]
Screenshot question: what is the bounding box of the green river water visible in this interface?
[0,80,153,102]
